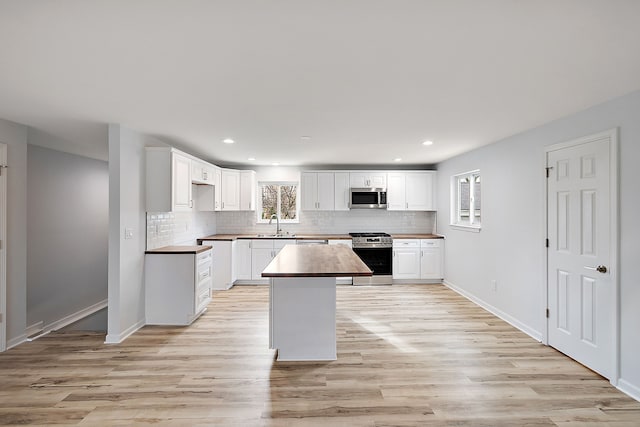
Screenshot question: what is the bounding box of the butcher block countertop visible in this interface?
[145,245,212,254]
[262,245,372,278]
[391,234,444,239]
[197,234,351,242]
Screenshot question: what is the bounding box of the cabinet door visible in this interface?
[221,170,240,210]
[191,161,204,183]
[369,173,387,188]
[301,172,319,211]
[172,153,192,211]
[406,172,435,210]
[420,240,443,279]
[393,247,421,279]
[349,172,369,188]
[334,172,350,211]
[213,167,222,211]
[251,247,274,280]
[316,172,335,210]
[239,170,256,211]
[235,240,252,280]
[386,173,406,210]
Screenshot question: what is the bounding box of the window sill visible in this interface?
[450,224,481,233]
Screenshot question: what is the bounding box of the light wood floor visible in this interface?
[1,284,639,426]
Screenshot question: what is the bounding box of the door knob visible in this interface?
[585,265,608,274]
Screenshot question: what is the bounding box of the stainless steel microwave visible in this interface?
[349,188,387,209]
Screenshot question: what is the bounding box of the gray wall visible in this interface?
[436,89,640,399]
[0,118,28,348]
[27,144,108,329]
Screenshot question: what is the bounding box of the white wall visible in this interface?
[436,89,640,399]
[0,118,28,348]
[106,124,163,343]
[27,144,108,330]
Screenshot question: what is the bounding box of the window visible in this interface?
[451,170,481,230]
[257,182,299,223]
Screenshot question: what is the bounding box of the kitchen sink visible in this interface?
[256,233,296,238]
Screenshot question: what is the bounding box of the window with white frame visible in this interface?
[257,182,299,223]
[451,170,481,230]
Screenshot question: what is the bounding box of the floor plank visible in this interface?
[0,284,638,426]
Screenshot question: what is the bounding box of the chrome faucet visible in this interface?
[269,213,282,235]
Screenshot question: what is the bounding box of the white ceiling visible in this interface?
[1,1,639,165]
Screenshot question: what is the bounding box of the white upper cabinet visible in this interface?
[386,171,436,211]
[213,166,222,211]
[146,148,193,212]
[192,160,214,185]
[386,172,406,210]
[221,169,240,211]
[301,172,335,210]
[334,172,350,211]
[349,171,386,188]
[239,170,256,211]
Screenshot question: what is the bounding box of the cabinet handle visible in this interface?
[406,202,408,209]
[421,250,424,257]
[189,200,193,208]
[222,202,225,209]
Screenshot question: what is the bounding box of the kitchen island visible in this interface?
[262,244,372,361]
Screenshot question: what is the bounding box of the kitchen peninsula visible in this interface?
[262,244,371,361]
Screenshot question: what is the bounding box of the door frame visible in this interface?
[542,128,619,384]
[0,142,7,352]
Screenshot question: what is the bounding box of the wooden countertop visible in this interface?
[145,245,212,254]
[262,245,372,278]
[391,234,444,239]
[198,234,352,242]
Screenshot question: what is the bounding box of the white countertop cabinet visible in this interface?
[145,249,212,325]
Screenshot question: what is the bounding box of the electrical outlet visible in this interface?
[124,228,134,240]
[491,280,497,292]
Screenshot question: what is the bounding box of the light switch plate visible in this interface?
[124,228,134,240]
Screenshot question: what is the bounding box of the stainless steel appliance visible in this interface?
[350,232,393,285]
[349,188,387,209]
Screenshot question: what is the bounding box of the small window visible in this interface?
[451,170,481,230]
[258,182,299,223]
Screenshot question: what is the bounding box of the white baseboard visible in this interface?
[618,379,640,402]
[47,299,108,333]
[7,333,27,350]
[105,318,145,344]
[444,280,543,342]
[25,321,44,338]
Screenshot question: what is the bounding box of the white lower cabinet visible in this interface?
[392,240,421,280]
[201,240,235,290]
[145,249,212,325]
[420,239,444,280]
[392,239,443,282]
[234,239,294,284]
[235,239,252,281]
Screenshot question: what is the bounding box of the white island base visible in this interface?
[269,277,337,361]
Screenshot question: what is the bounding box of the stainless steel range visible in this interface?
[349,232,393,285]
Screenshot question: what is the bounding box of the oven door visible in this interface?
[352,246,392,285]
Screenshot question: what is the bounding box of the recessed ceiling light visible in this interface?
[271,162,280,166]
[300,136,312,142]
[247,157,256,161]
[422,140,434,146]
[394,158,402,162]
[222,138,235,144]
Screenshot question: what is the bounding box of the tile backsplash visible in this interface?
[215,210,436,235]
[146,211,216,250]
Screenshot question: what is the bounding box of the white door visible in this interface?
[406,172,434,211]
[547,132,616,379]
[334,172,350,211]
[386,173,406,210]
[0,143,6,352]
[221,170,240,211]
[172,153,192,211]
[301,172,318,211]
[316,173,335,210]
[393,248,420,280]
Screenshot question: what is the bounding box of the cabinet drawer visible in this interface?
[197,263,212,283]
[197,249,212,264]
[251,239,273,249]
[393,239,419,248]
[420,239,442,248]
[195,286,211,313]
